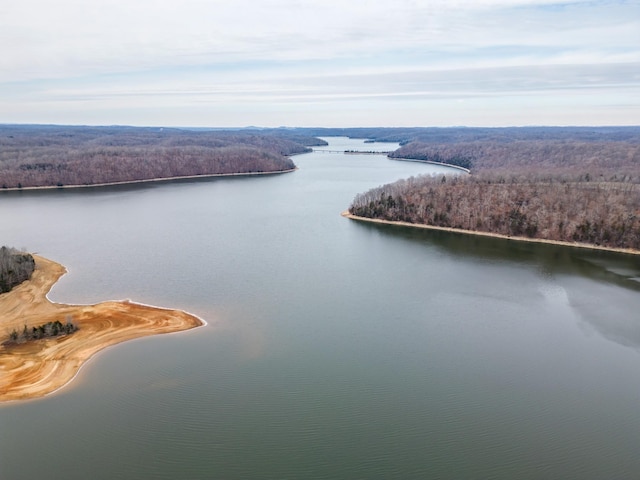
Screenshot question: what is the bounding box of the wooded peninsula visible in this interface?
[0,125,326,189]
[345,126,640,253]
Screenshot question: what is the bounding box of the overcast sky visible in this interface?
[1,0,638,127]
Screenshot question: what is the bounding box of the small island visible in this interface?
[0,252,203,402]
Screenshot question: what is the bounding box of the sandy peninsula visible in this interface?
[342,211,640,256]
[0,255,204,402]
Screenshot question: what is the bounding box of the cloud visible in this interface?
[1,0,638,126]
[3,0,638,79]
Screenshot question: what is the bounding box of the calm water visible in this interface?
[1,138,640,479]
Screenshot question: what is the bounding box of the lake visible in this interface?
[1,137,640,479]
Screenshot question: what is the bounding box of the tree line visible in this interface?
[0,246,35,294]
[277,126,640,145]
[388,147,473,170]
[6,318,78,346]
[0,126,325,188]
[350,174,640,250]
[389,140,640,182]
[349,127,640,251]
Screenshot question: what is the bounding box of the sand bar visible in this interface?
[342,211,640,256]
[0,255,204,402]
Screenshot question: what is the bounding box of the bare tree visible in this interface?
[0,246,35,293]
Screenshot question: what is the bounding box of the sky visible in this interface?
[1,0,639,128]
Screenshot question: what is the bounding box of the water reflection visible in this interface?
[353,221,640,289]
[0,172,275,198]
[352,220,640,350]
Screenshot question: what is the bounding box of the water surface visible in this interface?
[1,138,640,479]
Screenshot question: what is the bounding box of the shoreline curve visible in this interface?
[0,255,204,403]
[0,167,297,193]
[388,156,471,173]
[342,211,640,256]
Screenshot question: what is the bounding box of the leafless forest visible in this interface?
[0,126,324,188]
[350,127,640,251]
[0,246,35,294]
[390,140,640,182]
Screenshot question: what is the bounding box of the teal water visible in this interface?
[1,138,640,479]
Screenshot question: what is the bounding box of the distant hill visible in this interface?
[0,125,325,189]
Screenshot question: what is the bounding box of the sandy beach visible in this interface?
[342,211,640,256]
[0,255,204,402]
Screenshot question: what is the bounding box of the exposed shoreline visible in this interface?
[388,156,471,173]
[0,255,204,402]
[0,167,297,193]
[342,211,640,256]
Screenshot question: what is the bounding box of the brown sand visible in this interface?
[342,211,640,256]
[0,255,204,402]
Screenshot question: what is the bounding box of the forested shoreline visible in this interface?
[389,140,640,181]
[349,176,640,251]
[348,127,640,252]
[0,125,325,189]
